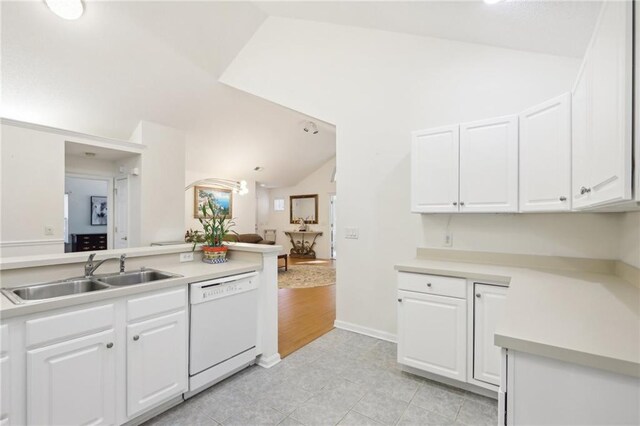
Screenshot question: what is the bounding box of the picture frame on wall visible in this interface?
[90,196,108,226]
[194,186,233,219]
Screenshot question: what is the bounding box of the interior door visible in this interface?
[26,330,116,426]
[411,125,460,213]
[114,177,129,249]
[473,283,507,386]
[459,115,518,212]
[519,93,572,212]
[397,290,466,381]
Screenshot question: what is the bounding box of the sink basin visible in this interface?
[3,279,110,304]
[1,269,180,305]
[94,269,178,286]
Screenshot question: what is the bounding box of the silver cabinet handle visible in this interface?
[106,342,114,349]
[476,294,481,298]
[397,298,402,302]
[460,202,465,206]
[133,335,140,341]
[559,196,567,201]
[427,283,432,287]
[453,202,458,206]
[580,187,591,195]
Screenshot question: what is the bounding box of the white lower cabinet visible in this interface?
[502,350,640,425]
[398,272,508,393]
[0,324,11,426]
[397,276,467,381]
[27,330,117,426]
[473,284,507,386]
[127,310,187,418]
[4,286,188,426]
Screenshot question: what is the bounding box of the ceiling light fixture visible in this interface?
[483,0,505,4]
[45,0,84,20]
[185,178,249,196]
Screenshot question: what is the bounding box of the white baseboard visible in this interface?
[334,320,397,343]
[257,353,281,368]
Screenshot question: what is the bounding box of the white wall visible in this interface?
[65,177,108,236]
[261,157,336,259]
[132,121,186,245]
[221,17,633,336]
[620,212,640,268]
[0,124,65,256]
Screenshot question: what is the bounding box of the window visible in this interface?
[273,198,285,211]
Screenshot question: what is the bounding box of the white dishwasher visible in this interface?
[187,271,258,397]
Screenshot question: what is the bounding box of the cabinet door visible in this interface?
[411,125,460,213]
[459,115,518,212]
[571,56,592,209]
[127,310,187,418]
[397,290,466,381]
[473,284,507,387]
[572,1,633,208]
[27,329,116,426]
[0,324,10,425]
[519,94,572,212]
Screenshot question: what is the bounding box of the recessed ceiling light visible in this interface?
[45,0,84,20]
[483,0,504,4]
[254,166,264,172]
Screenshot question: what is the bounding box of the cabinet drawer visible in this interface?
[25,304,115,347]
[398,272,466,298]
[127,287,187,323]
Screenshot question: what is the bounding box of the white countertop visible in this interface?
[395,258,640,378]
[0,259,261,319]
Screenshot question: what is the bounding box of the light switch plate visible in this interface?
[180,252,194,262]
[345,227,359,239]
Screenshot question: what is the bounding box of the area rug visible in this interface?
[278,265,336,289]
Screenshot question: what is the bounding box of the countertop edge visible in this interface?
[394,263,511,284]
[495,333,640,378]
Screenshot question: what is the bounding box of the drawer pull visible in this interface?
[133,335,140,341]
[426,283,432,287]
[106,342,114,349]
[397,298,402,303]
[476,294,481,298]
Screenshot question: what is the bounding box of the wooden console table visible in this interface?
[284,231,323,259]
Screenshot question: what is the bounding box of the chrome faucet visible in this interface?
[84,253,126,277]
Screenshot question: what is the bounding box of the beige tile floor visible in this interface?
[145,329,498,426]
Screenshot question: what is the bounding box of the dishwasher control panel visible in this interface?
[190,271,258,304]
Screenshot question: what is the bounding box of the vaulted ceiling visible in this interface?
[1,1,600,187]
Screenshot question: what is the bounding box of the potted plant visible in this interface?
[198,198,237,263]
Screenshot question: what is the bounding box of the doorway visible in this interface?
[64,174,112,253]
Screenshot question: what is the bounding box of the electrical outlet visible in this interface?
[444,232,453,247]
[345,227,359,239]
[44,225,54,236]
[180,252,194,262]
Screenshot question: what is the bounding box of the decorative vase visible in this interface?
[202,245,228,264]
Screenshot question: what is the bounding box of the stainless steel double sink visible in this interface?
[2,269,181,304]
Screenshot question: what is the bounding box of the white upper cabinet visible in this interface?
[572,0,633,209]
[459,115,519,212]
[411,125,460,213]
[519,93,572,212]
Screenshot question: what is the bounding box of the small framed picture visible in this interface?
[194,186,233,219]
[91,196,108,226]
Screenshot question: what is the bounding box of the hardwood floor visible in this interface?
[278,257,336,358]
